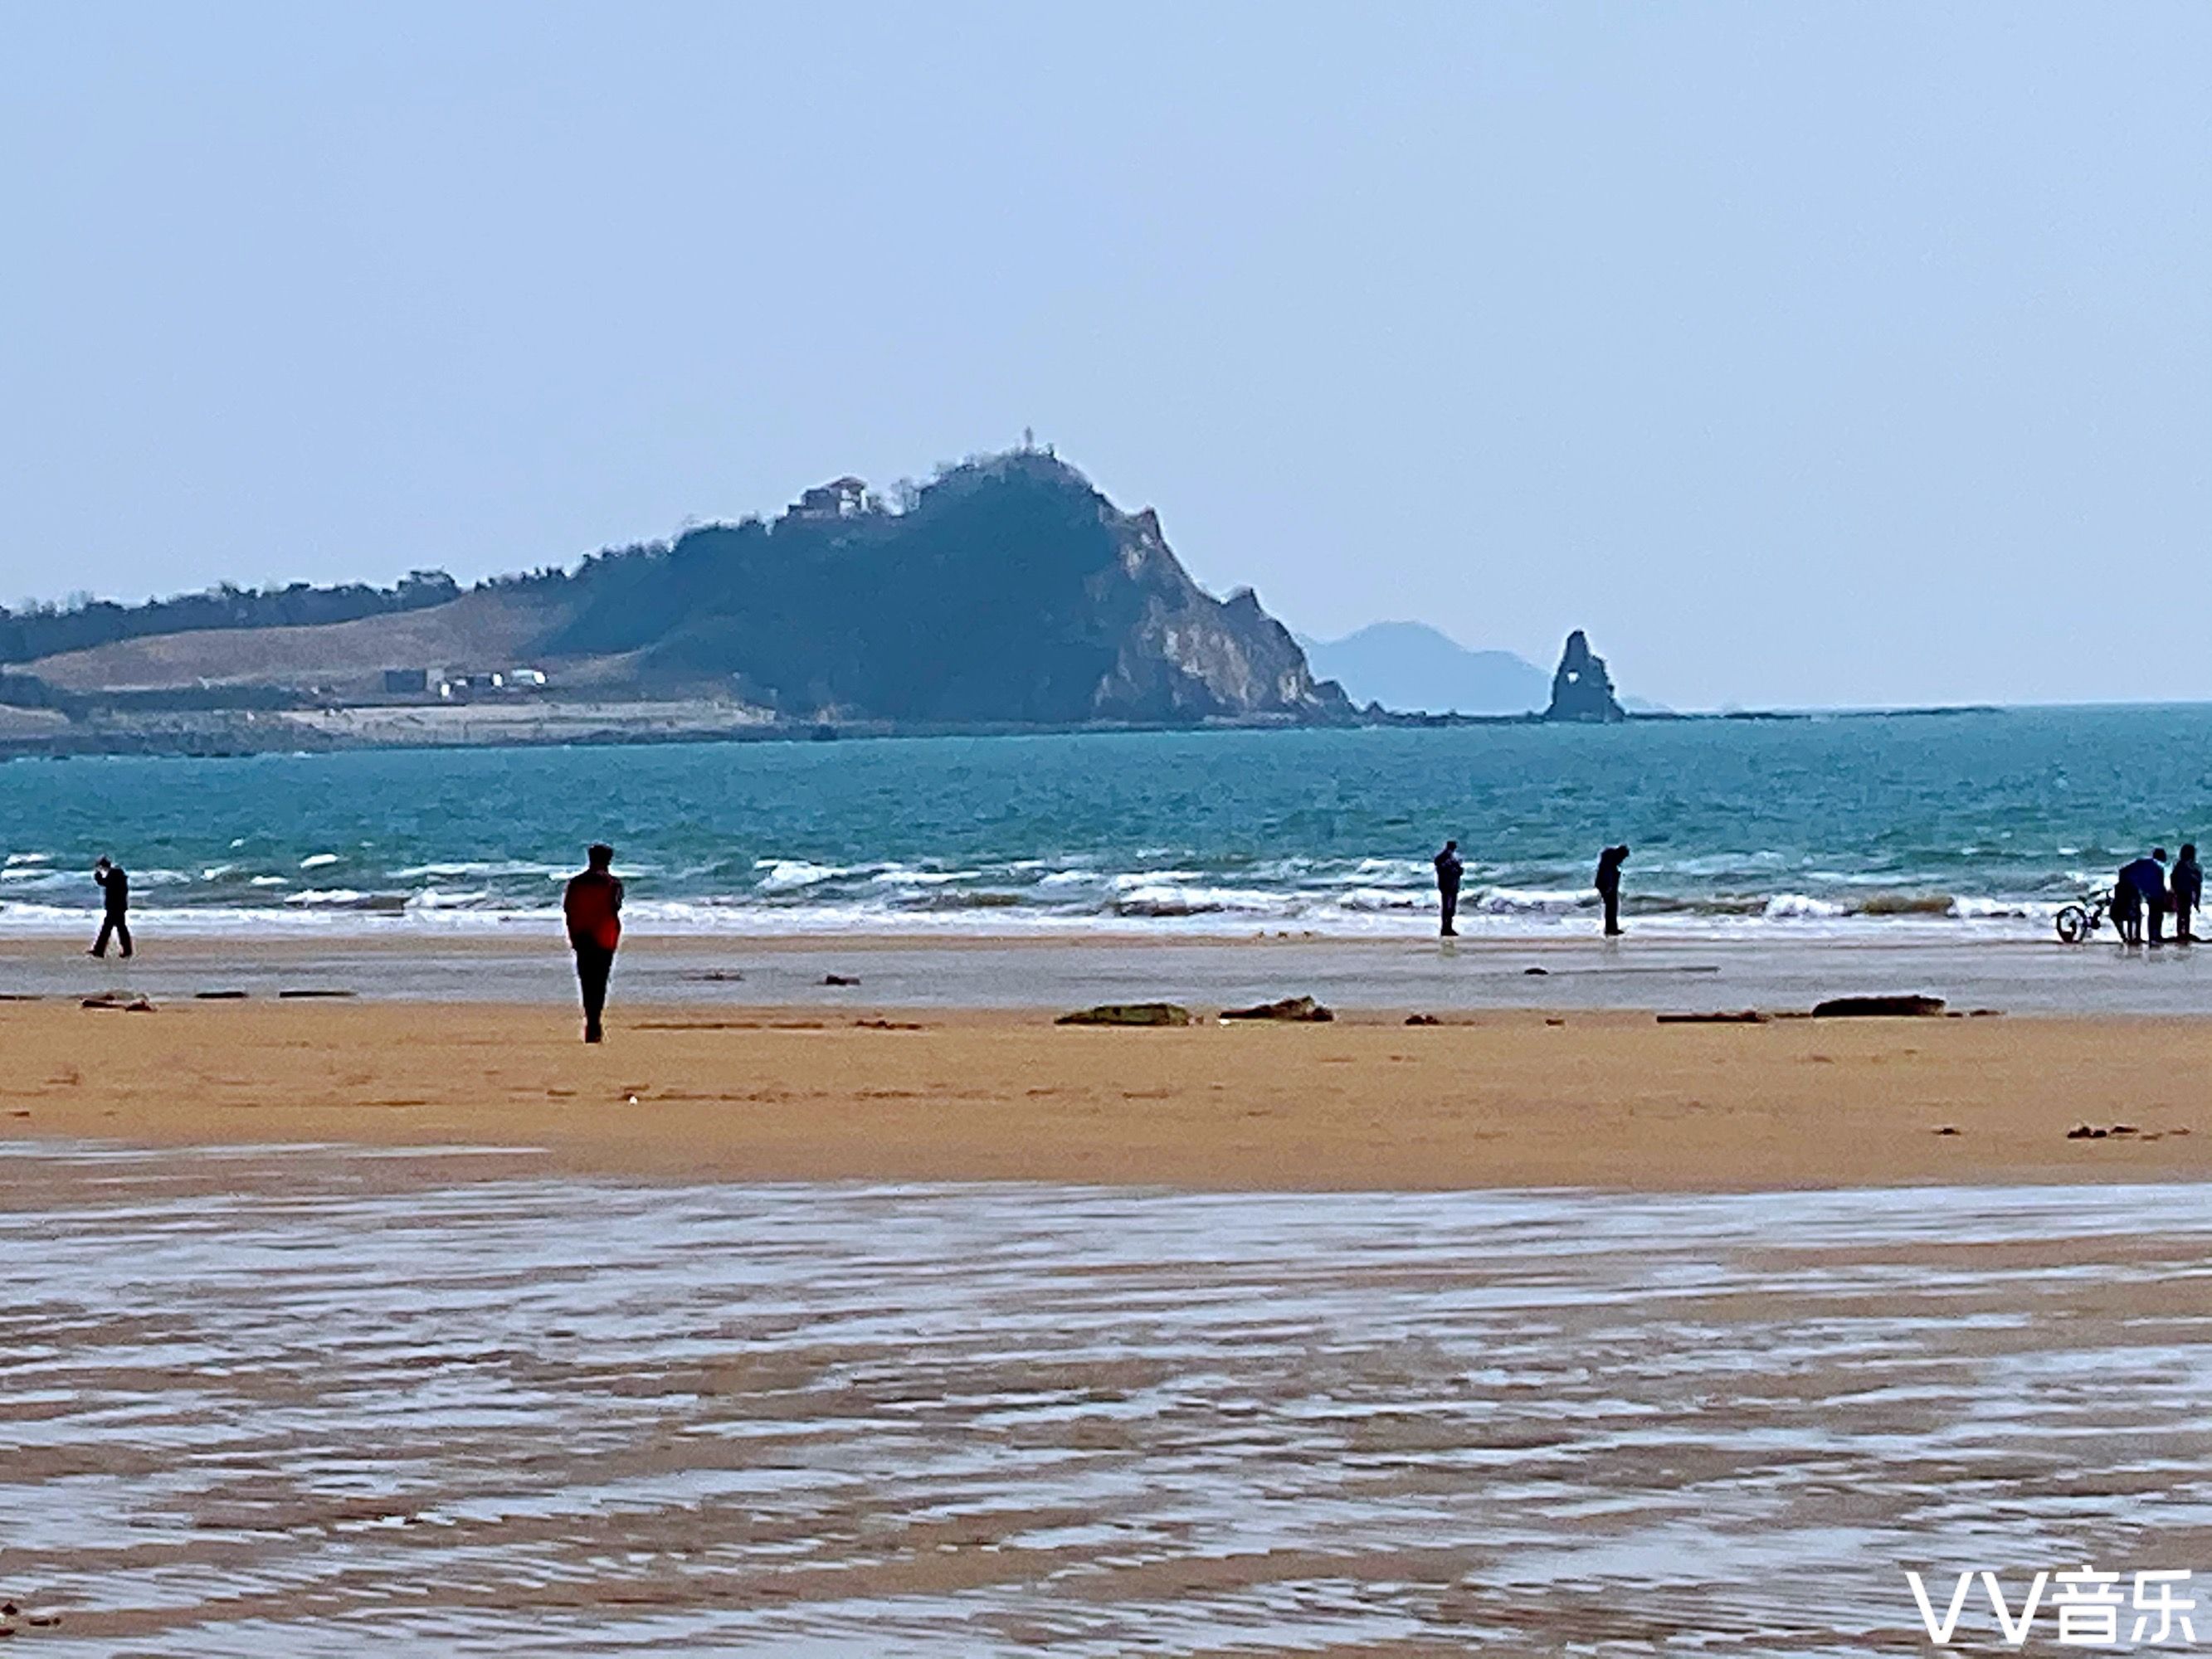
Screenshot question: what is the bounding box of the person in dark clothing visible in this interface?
[89,857,133,959]
[563,844,624,1043]
[2125,849,2171,945]
[1434,840,1464,937]
[2112,866,2143,946]
[2172,844,2202,944]
[1595,844,1630,937]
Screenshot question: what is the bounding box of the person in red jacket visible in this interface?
[562,843,624,1043]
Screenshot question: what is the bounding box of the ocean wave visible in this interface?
[1854,893,1956,917]
[1761,893,1849,919]
[1111,883,1284,917]
[1470,887,1591,914]
[754,859,850,893]
[285,888,407,912]
[406,888,495,910]
[391,860,569,881]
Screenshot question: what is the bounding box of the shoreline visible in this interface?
[3,927,2208,1016]
[4,997,2207,1193]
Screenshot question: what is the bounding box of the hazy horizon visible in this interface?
[4,2,2205,710]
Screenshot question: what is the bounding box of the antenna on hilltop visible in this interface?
[1022,426,1035,452]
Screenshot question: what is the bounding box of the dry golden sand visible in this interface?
[2,997,2204,1189]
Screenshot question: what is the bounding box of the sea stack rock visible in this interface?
[1543,630,1625,722]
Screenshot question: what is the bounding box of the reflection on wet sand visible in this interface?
[6,1146,2212,1655]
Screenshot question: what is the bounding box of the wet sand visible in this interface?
[1,996,2205,1190]
[7,1146,2212,1655]
[7,927,2212,1014]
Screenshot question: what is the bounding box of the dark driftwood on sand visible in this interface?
[1220,995,1334,1023]
[1810,995,1946,1018]
[1055,1002,1193,1027]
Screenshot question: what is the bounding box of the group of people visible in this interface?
[76,834,2202,1044]
[1435,840,1630,939]
[2112,844,2203,946]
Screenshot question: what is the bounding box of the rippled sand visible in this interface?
[7,1145,2212,1653]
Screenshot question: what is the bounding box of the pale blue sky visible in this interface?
[2,2,2205,708]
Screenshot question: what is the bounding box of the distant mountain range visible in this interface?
[1298,623,1550,715]
[1299,622,1667,717]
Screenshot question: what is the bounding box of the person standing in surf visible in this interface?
[2171,843,2201,944]
[1433,839,1464,937]
[563,844,624,1043]
[1595,844,1630,937]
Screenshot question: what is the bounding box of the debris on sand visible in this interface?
[1403,1013,1441,1026]
[1655,1010,1769,1025]
[1932,1126,1961,1136]
[2067,1123,2108,1140]
[278,988,356,1000]
[822,974,861,987]
[81,993,153,1013]
[1055,1002,1192,1027]
[1220,995,1334,1023]
[855,1018,924,1030]
[1810,995,1946,1019]
[194,990,249,1000]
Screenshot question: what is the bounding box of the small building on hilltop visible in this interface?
[790,477,870,520]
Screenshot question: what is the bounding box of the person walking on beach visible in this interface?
[563,844,624,1043]
[2171,844,2202,944]
[1595,844,1630,937]
[2125,849,2171,946]
[89,856,133,960]
[1433,839,1464,937]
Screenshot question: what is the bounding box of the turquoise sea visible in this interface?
[2,708,2208,937]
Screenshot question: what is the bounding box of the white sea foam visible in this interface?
[1761,893,1849,919]
[1471,886,1591,914]
[391,860,569,880]
[299,853,343,870]
[407,888,495,910]
[1111,882,1284,917]
[754,859,848,893]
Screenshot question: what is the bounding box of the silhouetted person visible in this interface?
[1433,839,1463,937]
[89,857,132,960]
[2126,849,2171,945]
[2173,844,2202,944]
[2112,867,2143,946]
[563,844,624,1043]
[1596,844,1630,936]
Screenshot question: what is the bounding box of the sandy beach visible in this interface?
[2,992,2203,1190]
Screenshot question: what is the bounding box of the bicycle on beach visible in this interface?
[2054,890,2111,944]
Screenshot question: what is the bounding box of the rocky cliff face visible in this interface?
[1543,630,1626,722]
[553,450,1351,726]
[1084,504,1341,722]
